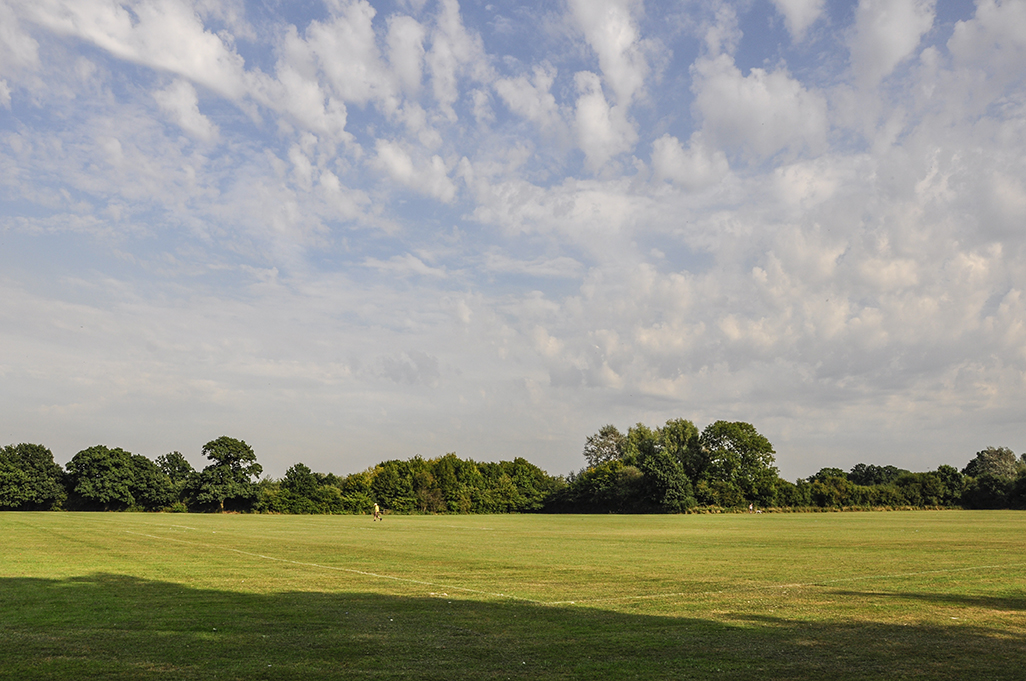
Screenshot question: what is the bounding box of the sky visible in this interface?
[1,0,1024,481]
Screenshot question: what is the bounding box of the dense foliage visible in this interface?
[0,443,66,510]
[1,427,1024,513]
[257,454,561,515]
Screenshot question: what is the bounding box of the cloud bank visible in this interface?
[1,0,1024,480]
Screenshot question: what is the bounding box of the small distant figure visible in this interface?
[373,502,382,521]
[748,502,754,514]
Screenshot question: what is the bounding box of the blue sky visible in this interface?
[1,0,1024,480]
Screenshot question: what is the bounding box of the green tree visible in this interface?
[933,465,966,506]
[848,463,908,486]
[637,448,696,513]
[807,467,848,483]
[156,451,195,486]
[371,460,416,513]
[622,423,659,466]
[334,470,375,513]
[432,453,485,513]
[0,443,67,511]
[273,463,320,514]
[700,421,779,506]
[775,478,811,507]
[893,472,946,507]
[129,455,176,510]
[1008,470,1026,510]
[658,419,705,482]
[583,425,626,468]
[809,474,856,508]
[963,447,1020,480]
[193,436,263,512]
[282,463,318,498]
[156,451,195,505]
[556,459,647,513]
[65,445,136,510]
[505,457,562,511]
[962,474,1013,509]
[408,456,444,513]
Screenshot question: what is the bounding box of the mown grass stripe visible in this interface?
[124,530,546,604]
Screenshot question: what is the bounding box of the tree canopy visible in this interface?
[0,443,66,511]
[193,436,263,512]
[962,447,1022,480]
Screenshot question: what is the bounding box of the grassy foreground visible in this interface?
[1,511,1024,680]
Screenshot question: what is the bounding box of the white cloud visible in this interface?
[378,350,441,386]
[5,0,1026,480]
[771,0,825,41]
[363,253,447,278]
[494,63,566,134]
[387,14,427,96]
[849,0,936,88]
[293,0,396,108]
[0,2,39,75]
[372,139,457,202]
[153,79,218,142]
[691,54,828,160]
[701,2,741,56]
[567,0,650,105]
[651,133,729,190]
[268,49,351,143]
[19,0,254,99]
[483,252,585,279]
[947,0,1026,102]
[574,70,638,170]
[425,0,490,121]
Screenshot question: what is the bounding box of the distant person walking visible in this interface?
[748,502,754,514]
[373,502,382,521]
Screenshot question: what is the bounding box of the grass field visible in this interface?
[1,511,1024,679]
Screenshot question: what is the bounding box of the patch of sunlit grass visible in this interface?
[1,511,1023,679]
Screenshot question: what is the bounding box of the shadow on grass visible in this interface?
[828,589,1026,612]
[1,574,1024,680]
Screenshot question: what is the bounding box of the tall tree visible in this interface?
[637,449,696,513]
[582,425,626,468]
[156,451,195,487]
[194,436,262,512]
[700,421,779,506]
[433,453,484,513]
[962,447,1021,480]
[371,460,416,513]
[65,445,136,510]
[622,423,659,466]
[658,419,705,481]
[282,463,318,499]
[0,443,66,511]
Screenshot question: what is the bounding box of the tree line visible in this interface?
[2,422,1025,513]
[0,436,560,514]
[556,421,1026,512]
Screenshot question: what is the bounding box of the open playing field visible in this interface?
[1,511,1024,680]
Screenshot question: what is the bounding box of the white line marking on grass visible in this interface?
[125,530,1026,609]
[124,531,546,604]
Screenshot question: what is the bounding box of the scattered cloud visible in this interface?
[2,0,1025,481]
[770,0,826,41]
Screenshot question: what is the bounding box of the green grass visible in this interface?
[1,511,1024,679]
